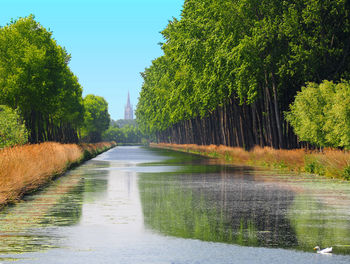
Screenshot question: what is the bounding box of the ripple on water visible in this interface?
[0,146,350,263]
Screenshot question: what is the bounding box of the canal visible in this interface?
[0,146,350,263]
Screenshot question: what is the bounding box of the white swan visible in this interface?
[314,246,332,254]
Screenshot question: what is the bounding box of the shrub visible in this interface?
[0,105,28,148]
[342,166,350,180]
[304,158,325,175]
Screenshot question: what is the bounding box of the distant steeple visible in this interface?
[124,91,133,120]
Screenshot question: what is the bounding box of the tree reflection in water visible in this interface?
[0,160,109,255]
[139,163,350,253]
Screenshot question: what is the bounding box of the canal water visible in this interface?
[0,146,350,263]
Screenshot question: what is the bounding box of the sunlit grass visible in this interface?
[152,143,350,180]
[0,141,116,207]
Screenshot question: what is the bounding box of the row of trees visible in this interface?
[136,0,350,149]
[0,15,110,145]
[102,121,142,144]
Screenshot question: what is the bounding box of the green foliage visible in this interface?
[136,0,350,141]
[0,105,28,148]
[286,80,350,149]
[342,166,350,181]
[285,82,329,146]
[102,123,141,144]
[102,126,123,142]
[0,15,84,143]
[81,95,110,143]
[304,158,325,176]
[113,119,137,128]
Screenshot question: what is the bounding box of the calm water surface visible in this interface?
[0,146,350,263]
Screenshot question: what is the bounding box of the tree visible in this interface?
[81,94,110,142]
[102,126,123,142]
[0,105,28,148]
[285,82,329,147]
[136,0,350,149]
[102,123,142,144]
[324,81,350,148]
[286,80,350,149]
[0,15,84,143]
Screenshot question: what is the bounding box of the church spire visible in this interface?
[127,91,131,107]
[124,91,133,120]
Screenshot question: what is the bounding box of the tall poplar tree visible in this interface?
[136,0,350,149]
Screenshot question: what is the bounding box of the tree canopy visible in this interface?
[0,15,110,146]
[286,80,350,149]
[81,94,110,143]
[0,15,84,143]
[136,0,350,149]
[102,124,141,144]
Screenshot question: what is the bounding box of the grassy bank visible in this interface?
[151,143,350,181]
[0,141,116,208]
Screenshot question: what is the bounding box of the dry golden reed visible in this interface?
[0,141,116,207]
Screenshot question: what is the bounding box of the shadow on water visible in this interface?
[139,147,213,166]
[138,148,350,254]
[0,159,110,256]
[139,166,297,247]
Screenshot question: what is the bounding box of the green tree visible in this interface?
[102,123,142,144]
[136,0,350,149]
[102,126,124,142]
[324,81,350,148]
[81,94,110,142]
[285,82,329,147]
[0,105,28,148]
[0,15,84,143]
[122,124,141,143]
[286,80,350,149]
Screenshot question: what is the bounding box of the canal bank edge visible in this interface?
[151,143,350,181]
[0,141,117,210]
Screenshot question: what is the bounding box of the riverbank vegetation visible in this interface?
[0,15,110,146]
[0,15,116,209]
[0,105,28,148]
[152,143,350,181]
[0,141,116,208]
[137,0,350,150]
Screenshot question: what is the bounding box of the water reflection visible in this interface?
[0,146,350,264]
[138,154,350,254]
[139,166,298,247]
[0,160,110,255]
[41,184,84,227]
[289,194,350,254]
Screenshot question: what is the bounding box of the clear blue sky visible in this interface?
[0,0,184,120]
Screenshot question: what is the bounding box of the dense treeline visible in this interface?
[103,120,142,144]
[136,0,350,149]
[0,15,110,145]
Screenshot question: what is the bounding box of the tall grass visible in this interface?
[152,143,350,180]
[0,141,116,207]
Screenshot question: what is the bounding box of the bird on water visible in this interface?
[314,246,332,254]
